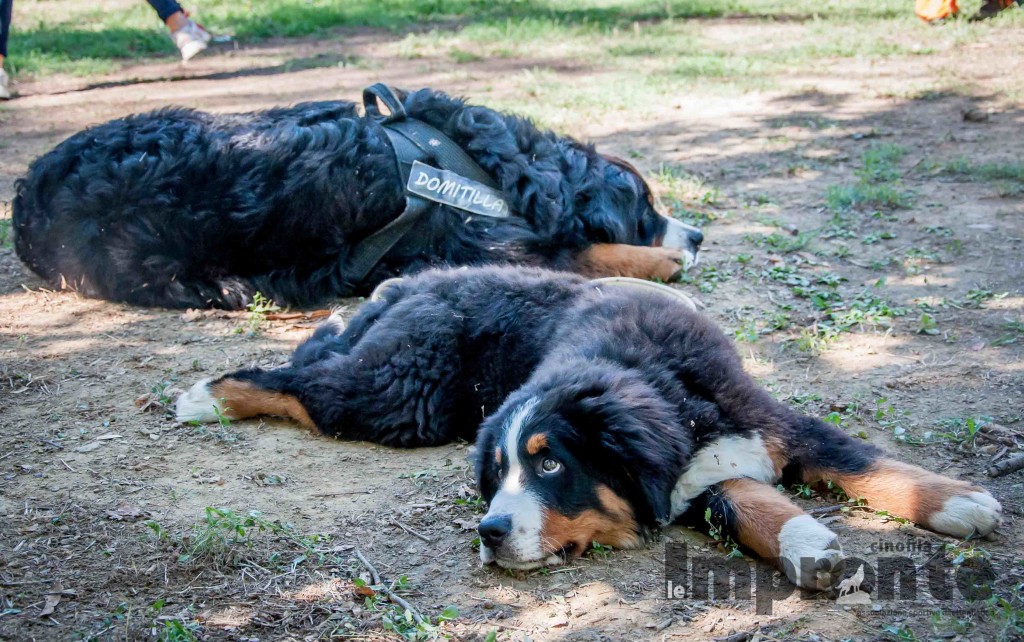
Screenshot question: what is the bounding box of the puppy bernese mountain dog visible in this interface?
[175,267,1001,588]
[12,88,702,309]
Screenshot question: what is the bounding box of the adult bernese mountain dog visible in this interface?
[175,267,1001,588]
[12,88,703,309]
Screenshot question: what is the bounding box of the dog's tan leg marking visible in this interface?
[209,379,316,429]
[803,458,1002,537]
[574,244,683,281]
[719,479,843,590]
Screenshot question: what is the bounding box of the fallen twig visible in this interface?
[392,520,432,544]
[354,549,425,626]
[988,453,1024,478]
[808,504,844,515]
[715,631,753,642]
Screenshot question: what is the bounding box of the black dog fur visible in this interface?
[13,89,702,309]
[176,267,1001,585]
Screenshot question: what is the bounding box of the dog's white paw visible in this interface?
[928,491,1002,538]
[778,514,845,590]
[175,378,222,423]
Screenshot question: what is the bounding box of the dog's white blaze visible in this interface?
[778,514,843,590]
[175,378,222,423]
[659,216,701,269]
[928,491,1002,537]
[669,434,776,518]
[480,398,553,568]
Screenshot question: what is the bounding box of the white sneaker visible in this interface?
[0,69,11,100]
[170,20,212,62]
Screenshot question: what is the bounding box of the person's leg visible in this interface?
[1,0,13,60]
[148,0,210,61]
[1,0,12,99]
[147,0,185,24]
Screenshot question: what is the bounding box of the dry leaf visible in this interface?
[74,442,102,453]
[39,580,62,617]
[352,583,376,598]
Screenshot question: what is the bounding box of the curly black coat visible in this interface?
[13,88,702,309]
[174,267,1001,581]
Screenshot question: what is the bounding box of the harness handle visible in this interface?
[363,83,407,123]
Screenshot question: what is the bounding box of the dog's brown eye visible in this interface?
[540,458,561,474]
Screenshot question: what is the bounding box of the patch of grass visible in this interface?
[0,219,12,248]
[704,507,743,559]
[992,320,1024,346]
[146,507,328,572]
[988,582,1024,642]
[679,264,730,294]
[733,319,759,343]
[587,541,613,559]
[826,182,913,211]
[652,164,721,208]
[827,143,914,212]
[745,231,813,254]
[235,291,280,337]
[917,312,939,335]
[160,618,201,642]
[354,576,459,640]
[926,416,989,446]
[943,158,1024,183]
[962,288,1008,309]
[857,143,906,183]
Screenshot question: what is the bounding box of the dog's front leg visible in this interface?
[689,478,846,590]
[573,244,686,281]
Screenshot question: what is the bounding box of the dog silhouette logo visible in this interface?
[837,564,866,597]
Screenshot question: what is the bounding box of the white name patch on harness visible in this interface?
[407,160,510,218]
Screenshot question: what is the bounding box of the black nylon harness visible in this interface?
[346,84,509,284]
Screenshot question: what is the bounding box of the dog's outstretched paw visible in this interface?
[175,378,222,423]
[928,490,1002,538]
[778,515,845,590]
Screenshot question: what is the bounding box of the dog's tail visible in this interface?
[175,368,316,429]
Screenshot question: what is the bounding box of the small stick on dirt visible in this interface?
[714,632,753,642]
[353,549,426,626]
[989,446,1009,463]
[0,450,15,462]
[392,520,432,544]
[988,453,1024,478]
[808,504,844,515]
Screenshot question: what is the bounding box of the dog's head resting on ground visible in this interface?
[473,360,691,569]
[400,89,704,265]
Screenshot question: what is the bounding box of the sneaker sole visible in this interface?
[179,40,208,62]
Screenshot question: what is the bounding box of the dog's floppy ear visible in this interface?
[563,373,688,523]
[473,417,502,504]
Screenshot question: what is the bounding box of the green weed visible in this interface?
[236,292,280,337]
[704,507,743,559]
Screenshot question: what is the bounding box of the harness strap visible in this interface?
[346,84,504,285]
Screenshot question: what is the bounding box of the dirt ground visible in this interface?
[1,19,1022,642]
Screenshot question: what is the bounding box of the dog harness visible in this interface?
[347,84,511,284]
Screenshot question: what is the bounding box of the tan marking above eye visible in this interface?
[495,448,502,466]
[526,433,548,455]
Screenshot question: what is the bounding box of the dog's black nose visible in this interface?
[478,514,512,549]
[688,228,704,248]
